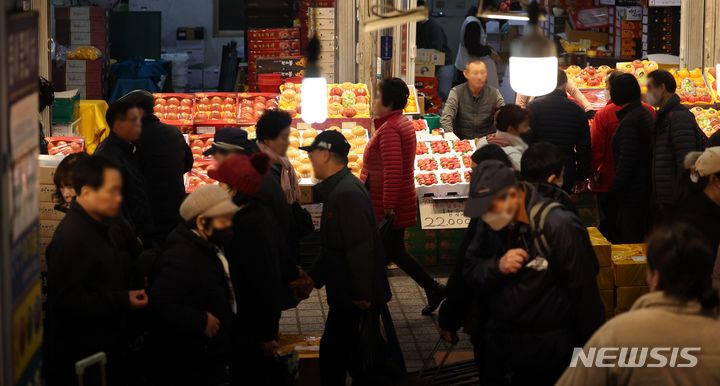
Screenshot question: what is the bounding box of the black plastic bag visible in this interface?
[357,308,406,385]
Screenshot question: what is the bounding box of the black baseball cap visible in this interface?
[464,160,517,218]
[203,127,255,156]
[300,130,351,157]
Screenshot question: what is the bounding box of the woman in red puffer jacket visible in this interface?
[361,78,446,315]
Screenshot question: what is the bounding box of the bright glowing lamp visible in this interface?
[509,1,558,97]
[301,36,328,124]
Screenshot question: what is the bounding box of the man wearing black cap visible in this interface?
[301,131,396,386]
[462,160,604,386]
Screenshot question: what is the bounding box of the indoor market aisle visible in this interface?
[279,273,475,372]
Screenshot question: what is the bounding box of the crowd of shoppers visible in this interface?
[42,69,720,386]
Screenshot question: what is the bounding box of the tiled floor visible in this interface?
[279,270,475,372]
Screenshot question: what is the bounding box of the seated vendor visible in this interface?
[441,57,505,140]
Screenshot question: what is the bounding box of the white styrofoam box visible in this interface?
[314,18,335,30]
[315,30,335,40]
[70,32,91,46]
[203,66,220,89]
[311,7,335,19]
[70,19,91,33]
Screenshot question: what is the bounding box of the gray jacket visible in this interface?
[441,82,505,140]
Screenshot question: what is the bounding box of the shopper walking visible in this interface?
[362,77,446,315]
[675,147,720,254]
[45,156,148,386]
[303,131,399,386]
[145,185,240,386]
[95,100,155,246]
[455,5,500,88]
[516,77,595,117]
[462,161,605,386]
[556,224,720,386]
[526,69,591,193]
[607,74,654,243]
[590,70,655,242]
[52,152,89,211]
[207,153,290,386]
[646,69,707,224]
[520,142,576,212]
[120,90,193,244]
[477,104,529,171]
[442,58,505,139]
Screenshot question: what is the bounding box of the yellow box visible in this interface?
[599,289,614,313]
[596,267,614,290]
[39,202,65,221]
[616,286,649,310]
[588,227,612,267]
[612,244,648,286]
[39,184,57,203]
[39,220,61,239]
[299,185,313,204]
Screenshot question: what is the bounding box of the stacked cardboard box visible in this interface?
[175,27,207,91]
[612,243,649,314]
[588,227,614,318]
[309,7,336,82]
[39,158,64,262]
[53,7,110,99]
[613,6,643,59]
[415,77,441,114]
[298,0,335,56]
[247,28,302,89]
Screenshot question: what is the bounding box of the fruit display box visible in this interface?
[237,93,279,124]
[327,83,370,119]
[565,65,613,89]
[704,67,719,102]
[669,68,715,105]
[46,136,84,156]
[278,81,302,119]
[615,60,660,89]
[413,140,475,197]
[153,93,195,133]
[193,93,239,124]
[286,125,369,182]
[185,134,216,193]
[690,107,720,138]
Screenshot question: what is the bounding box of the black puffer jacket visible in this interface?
[610,101,654,205]
[136,115,193,242]
[526,89,592,192]
[652,94,706,205]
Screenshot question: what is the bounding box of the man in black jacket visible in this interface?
[45,156,148,386]
[520,142,577,213]
[527,70,591,193]
[302,131,395,386]
[95,100,155,246]
[208,152,287,386]
[646,69,707,223]
[462,161,605,386]
[119,90,193,244]
[146,185,240,386]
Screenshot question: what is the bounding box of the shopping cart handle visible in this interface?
[75,352,107,376]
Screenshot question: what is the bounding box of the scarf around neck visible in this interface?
[257,141,301,204]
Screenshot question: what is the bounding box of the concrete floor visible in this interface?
[279,271,475,373]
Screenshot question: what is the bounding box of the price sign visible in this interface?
[301,203,323,231]
[419,197,470,229]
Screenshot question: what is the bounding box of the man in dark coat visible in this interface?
[462,161,605,386]
[526,70,592,193]
[608,74,654,243]
[646,70,707,223]
[301,131,396,386]
[95,100,155,246]
[45,156,148,386]
[119,90,193,244]
[146,185,240,386]
[520,142,578,213]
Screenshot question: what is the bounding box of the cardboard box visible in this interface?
[66,71,103,86]
[40,237,53,256]
[39,184,57,203]
[311,7,335,19]
[248,39,301,51]
[566,29,610,45]
[39,202,65,221]
[55,7,107,21]
[588,227,612,267]
[612,244,648,287]
[277,334,321,386]
[314,18,335,30]
[616,286,649,309]
[314,29,335,41]
[416,49,446,66]
[65,59,104,74]
[599,289,614,313]
[415,63,436,77]
[299,185,313,204]
[39,166,58,185]
[247,28,300,40]
[596,266,614,290]
[40,220,62,239]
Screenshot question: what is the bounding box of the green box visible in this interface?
[52,89,80,124]
[404,226,438,266]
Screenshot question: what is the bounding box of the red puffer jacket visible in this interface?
[360,111,417,228]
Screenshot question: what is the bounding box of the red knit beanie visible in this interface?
[208,152,270,197]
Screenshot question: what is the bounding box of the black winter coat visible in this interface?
[146,224,234,386]
[95,131,155,243]
[675,192,720,253]
[310,168,391,308]
[710,130,720,147]
[652,94,706,205]
[136,115,193,242]
[610,101,654,205]
[45,201,132,385]
[526,89,592,192]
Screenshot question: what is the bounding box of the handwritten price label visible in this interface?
[419,198,470,229]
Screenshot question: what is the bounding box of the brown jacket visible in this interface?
[556,291,720,386]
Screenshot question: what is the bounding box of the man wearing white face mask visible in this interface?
[462,160,605,386]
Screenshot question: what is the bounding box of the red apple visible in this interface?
[167,97,180,106]
[200,97,211,105]
[354,87,367,96]
[156,98,167,106]
[180,99,192,107]
[211,96,223,104]
[342,107,357,118]
[153,104,165,113]
[167,105,179,113]
[223,97,235,105]
[330,87,343,96]
[210,103,221,111]
[585,66,596,76]
[210,111,222,120]
[586,76,601,87]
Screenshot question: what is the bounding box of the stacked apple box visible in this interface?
[176,27,206,91]
[53,7,109,99]
[611,243,649,316]
[38,157,65,268]
[309,7,336,82]
[612,6,643,59]
[298,0,335,55]
[247,28,302,90]
[588,227,614,319]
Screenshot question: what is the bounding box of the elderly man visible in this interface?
[441,58,505,140]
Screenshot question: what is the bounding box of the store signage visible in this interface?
[648,0,680,6]
[381,36,393,61]
[419,197,470,229]
[301,203,323,230]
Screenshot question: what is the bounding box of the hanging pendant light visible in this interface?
[508,1,557,97]
[301,36,328,124]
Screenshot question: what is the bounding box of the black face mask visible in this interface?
[204,219,234,245]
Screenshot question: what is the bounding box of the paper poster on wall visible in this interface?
[11,152,39,241]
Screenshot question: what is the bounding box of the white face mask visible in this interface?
[482,208,514,231]
[603,89,611,101]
